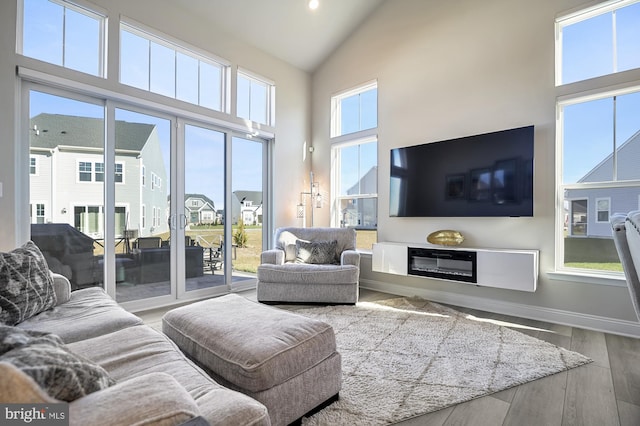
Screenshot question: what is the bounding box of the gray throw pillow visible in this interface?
[295,239,338,264]
[0,241,57,326]
[0,326,114,402]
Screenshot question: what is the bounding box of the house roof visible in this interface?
[30,113,155,151]
[185,193,216,210]
[233,190,262,206]
[579,130,640,182]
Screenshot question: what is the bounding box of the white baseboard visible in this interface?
[361,278,640,338]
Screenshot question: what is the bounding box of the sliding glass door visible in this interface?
[28,90,105,291]
[113,107,173,303]
[183,123,227,295]
[25,84,269,309]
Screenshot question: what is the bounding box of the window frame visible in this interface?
[119,19,231,113]
[330,81,379,249]
[236,68,275,126]
[555,0,640,86]
[18,0,107,77]
[330,80,378,138]
[77,160,93,182]
[555,2,640,284]
[595,197,611,223]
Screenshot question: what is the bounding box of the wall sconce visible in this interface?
[298,171,322,227]
[60,208,67,214]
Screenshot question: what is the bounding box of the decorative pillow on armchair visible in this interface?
[0,326,114,402]
[0,241,57,326]
[295,239,338,264]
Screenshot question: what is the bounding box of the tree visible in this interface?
[233,219,248,248]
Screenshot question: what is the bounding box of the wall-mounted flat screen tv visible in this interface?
[390,125,534,217]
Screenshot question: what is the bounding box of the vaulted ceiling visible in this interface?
[171,0,386,72]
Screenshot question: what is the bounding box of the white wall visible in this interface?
[311,0,640,330]
[0,0,310,250]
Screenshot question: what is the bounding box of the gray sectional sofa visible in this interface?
[4,272,270,426]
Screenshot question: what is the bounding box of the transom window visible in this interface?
[557,0,640,85]
[21,0,105,77]
[237,69,274,126]
[331,81,377,138]
[120,22,228,112]
[556,0,640,277]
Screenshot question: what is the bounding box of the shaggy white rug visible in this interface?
[294,297,592,425]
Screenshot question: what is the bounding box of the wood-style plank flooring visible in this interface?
[137,288,640,426]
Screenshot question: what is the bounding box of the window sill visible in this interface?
[547,270,627,287]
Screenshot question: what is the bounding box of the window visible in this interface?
[596,198,611,222]
[21,0,105,77]
[333,137,378,230]
[120,22,227,111]
[556,1,640,276]
[31,203,45,224]
[115,163,123,183]
[331,81,377,137]
[78,161,92,182]
[557,0,640,85]
[29,157,37,175]
[95,162,105,182]
[237,70,274,126]
[141,204,146,229]
[331,81,378,250]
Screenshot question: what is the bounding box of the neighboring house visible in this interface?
[565,130,640,238]
[185,194,217,225]
[341,166,377,229]
[232,191,262,225]
[29,113,169,239]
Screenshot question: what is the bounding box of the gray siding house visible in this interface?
[565,130,640,238]
[29,113,168,239]
[232,190,262,225]
[185,194,217,225]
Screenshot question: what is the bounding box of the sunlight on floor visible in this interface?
[464,314,555,333]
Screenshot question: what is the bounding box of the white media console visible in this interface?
[372,242,539,292]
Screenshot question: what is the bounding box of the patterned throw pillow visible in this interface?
[0,326,114,402]
[0,241,57,326]
[295,239,338,264]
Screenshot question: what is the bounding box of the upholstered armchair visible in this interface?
[256,227,360,304]
[611,211,640,321]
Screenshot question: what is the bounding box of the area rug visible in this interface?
[292,297,592,425]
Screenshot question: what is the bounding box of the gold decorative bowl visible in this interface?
[427,230,464,246]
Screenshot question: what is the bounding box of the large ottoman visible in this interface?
[162,294,341,426]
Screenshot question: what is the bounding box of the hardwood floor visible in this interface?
[137,288,640,426]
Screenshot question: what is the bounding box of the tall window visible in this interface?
[237,69,275,126]
[556,0,640,276]
[331,81,378,249]
[120,22,228,111]
[21,0,105,77]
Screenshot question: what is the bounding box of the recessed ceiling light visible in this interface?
[308,0,319,10]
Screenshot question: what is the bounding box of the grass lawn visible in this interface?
[564,262,623,272]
